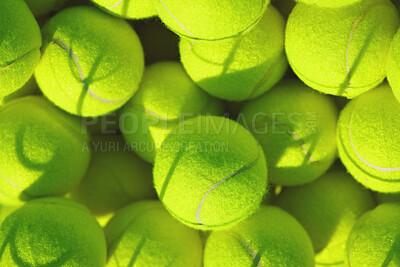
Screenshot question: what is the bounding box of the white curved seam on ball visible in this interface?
[349,103,400,172]
[345,0,393,95]
[158,0,197,38]
[0,46,40,76]
[0,172,23,192]
[53,38,129,104]
[180,42,196,57]
[229,232,262,267]
[195,147,261,226]
[106,0,123,9]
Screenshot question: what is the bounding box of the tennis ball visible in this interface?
[240,80,338,186]
[120,61,223,163]
[337,84,400,192]
[275,170,375,266]
[388,28,400,103]
[346,203,400,266]
[0,197,107,266]
[0,77,38,108]
[0,96,91,206]
[91,0,156,19]
[105,200,203,266]
[0,0,41,102]
[24,0,67,17]
[286,0,400,98]
[35,6,144,117]
[295,0,361,7]
[204,206,314,267]
[272,0,295,18]
[70,135,155,216]
[153,0,269,41]
[154,115,268,230]
[180,5,287,102]
[83,112,120,135]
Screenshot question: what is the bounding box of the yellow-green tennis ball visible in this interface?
[272,0,295,19]
[240,80,338,186]
[346,203,400,266]
[70,135,155,216]
[275,171,375,266]
[154,116,268,230]
[91,0,156,19]
[24,0,67,17]
[0,0,41,102]
[204,206,314,267]
[295,0,361,7]
[0,96,91,206]
[388,28,400,103]
[0,77,38,108]
[286,0,400,98]
[105,200,203,267]
[153,0,269,41]
[120,61,223,163]
[0,197,107,266]
[179,5,287,102]
[337,84,400,192]
[35,6,144,117]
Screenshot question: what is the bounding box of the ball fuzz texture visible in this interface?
[24,0,67,17]
[337,84,400,192]
[120,61,223,163]
[153,0,269,41]
[388,28,400,103]
[154,116,268,230]
[240,80,338,186]
[0,198,107,266]
[346,203,400,266]
[70,135,155,217]
[286,0,400,98]
[35,6,144,117]
[0,96,91,206]
[180,5,287,102]
[0,0,42,102]
[105,201,203,267]
[275,171,375,266]
[295,0,362,8]
[204,206,315,267]
[91,0,157,19]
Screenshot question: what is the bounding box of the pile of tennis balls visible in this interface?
[1,0,400,265]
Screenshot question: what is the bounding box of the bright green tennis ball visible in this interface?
[0,0,41,102]
[286,0,400,98]
[0,197,107,266]
[388,28,400,103]
[0,77,38,108]
[105,200,203,267]
[91,0,156,19]
[337,84,400,192]
[240,80,338,186]
[346,203,400,266]
[275,170,375,266]
[0,96,91,206]
[154,116,268,230]
[153,0,269,41]
[204,206,314,267]
[70,135,155,217]
[120,61,223,163]
[295,0,361,7]
[35,6,144,117]
[179,5,287,102]
[24,0,67,17]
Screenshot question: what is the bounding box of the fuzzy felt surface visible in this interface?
[204,206,315,267]
[35,6,144,117]
[153,116,268,230]
[296,0,362,8]
[24,0,67,16]
[240,80,338,186]
[0,198,107,266]
[388,28,400,103]
[0,96,91,206]
[337,84,400,192]
[91,0,157,19]
[286,0,400,98]
[180,5,287,102]
[104,201,203,267]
